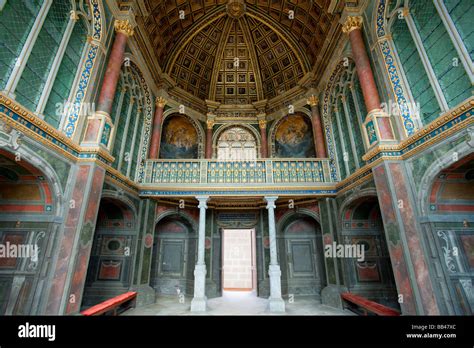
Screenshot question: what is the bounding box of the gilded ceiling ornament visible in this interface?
[156,97,167,108]
[114,19,135,37]
[226,0,246,19]
[342,16,363,34]
[307,95,319,106]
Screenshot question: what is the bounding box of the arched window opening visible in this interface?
[216,127,258,161]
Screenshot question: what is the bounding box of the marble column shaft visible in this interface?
[148,98,165,159]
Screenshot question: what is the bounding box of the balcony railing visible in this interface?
[141,158,333,185]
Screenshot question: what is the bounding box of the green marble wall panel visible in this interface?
[331,108,346,179]
[112,90,131,169]
[347,90,365,164]
[43,19,88,128]
[338,98,356,174]
[443,0,474,61]
[411,0,471,109]
[392,17,441,125]
[0,0,42,89]
[15,0,71,111]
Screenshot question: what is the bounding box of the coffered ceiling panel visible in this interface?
[140,1,338,104]
[170,16,227,100]
[143,0,227,66]
[245,0,334,67]
[245,16,304,99]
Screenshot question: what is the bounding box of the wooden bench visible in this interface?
[341,292,400,316]
[81,291,137,316]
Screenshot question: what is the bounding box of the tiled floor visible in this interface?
[123,291,353,316]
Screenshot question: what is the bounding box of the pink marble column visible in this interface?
[82,20,134,145]
[96,20,134,115]
[343,16,380,114]
[342,16,394,141]
[258,119,268,158]
[307,96,327,158]
[205,119,214,159]
[148,97,166,159]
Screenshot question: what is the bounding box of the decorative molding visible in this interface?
[63,0,102,139]
[363,98,473,163]
[375,0,418,137]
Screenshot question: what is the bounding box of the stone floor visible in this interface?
[123,291,353,316]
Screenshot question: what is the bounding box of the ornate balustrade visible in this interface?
[142,158,333,185]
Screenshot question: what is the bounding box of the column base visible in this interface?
[363,109,397,148]
[82,111,114,149]
[268,297,285,313]
[191,264,207,312]
[190,296,207,312]
[268,264,285,313]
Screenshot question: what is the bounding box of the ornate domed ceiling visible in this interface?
[140,0,339,104]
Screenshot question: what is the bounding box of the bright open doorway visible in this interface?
[222,229,257,294]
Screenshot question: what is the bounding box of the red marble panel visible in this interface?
[83,119,101,142]
[98,261,122,280]
[388,162,439,315]
[0,233,25,268]
[372,164,417,314]
[66,166,105,314]
[460,235,474,269]
[377,117,394,140]
[46,165,89,314]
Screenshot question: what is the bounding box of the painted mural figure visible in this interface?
[275,114,315,158]
[160,115,198,159]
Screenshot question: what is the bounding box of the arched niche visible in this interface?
[340,196,399,309]
[0,149,62,314]
[150,213,197,296]
[270,112,316,158]
[81,196,138,308]
[277,212,325,298]
[159,114,201,159]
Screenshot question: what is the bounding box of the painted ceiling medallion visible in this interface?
[226,0,246,19]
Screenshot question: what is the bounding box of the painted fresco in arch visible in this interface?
[160,115,198,159]
[275,114,315,158]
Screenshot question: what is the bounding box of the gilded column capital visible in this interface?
[307,95,319,107]
[69,10,79,21]
[342,16,363,34]
[206,119,215,129]
[258,119,267,129]
[114,19,135,37]
[155,97,167,108]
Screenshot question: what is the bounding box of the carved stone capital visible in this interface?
[342,16,363,34]
[155,97,167,108]
[206,119,215,129]
[307,95,319,107]
[114,19,134,37]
